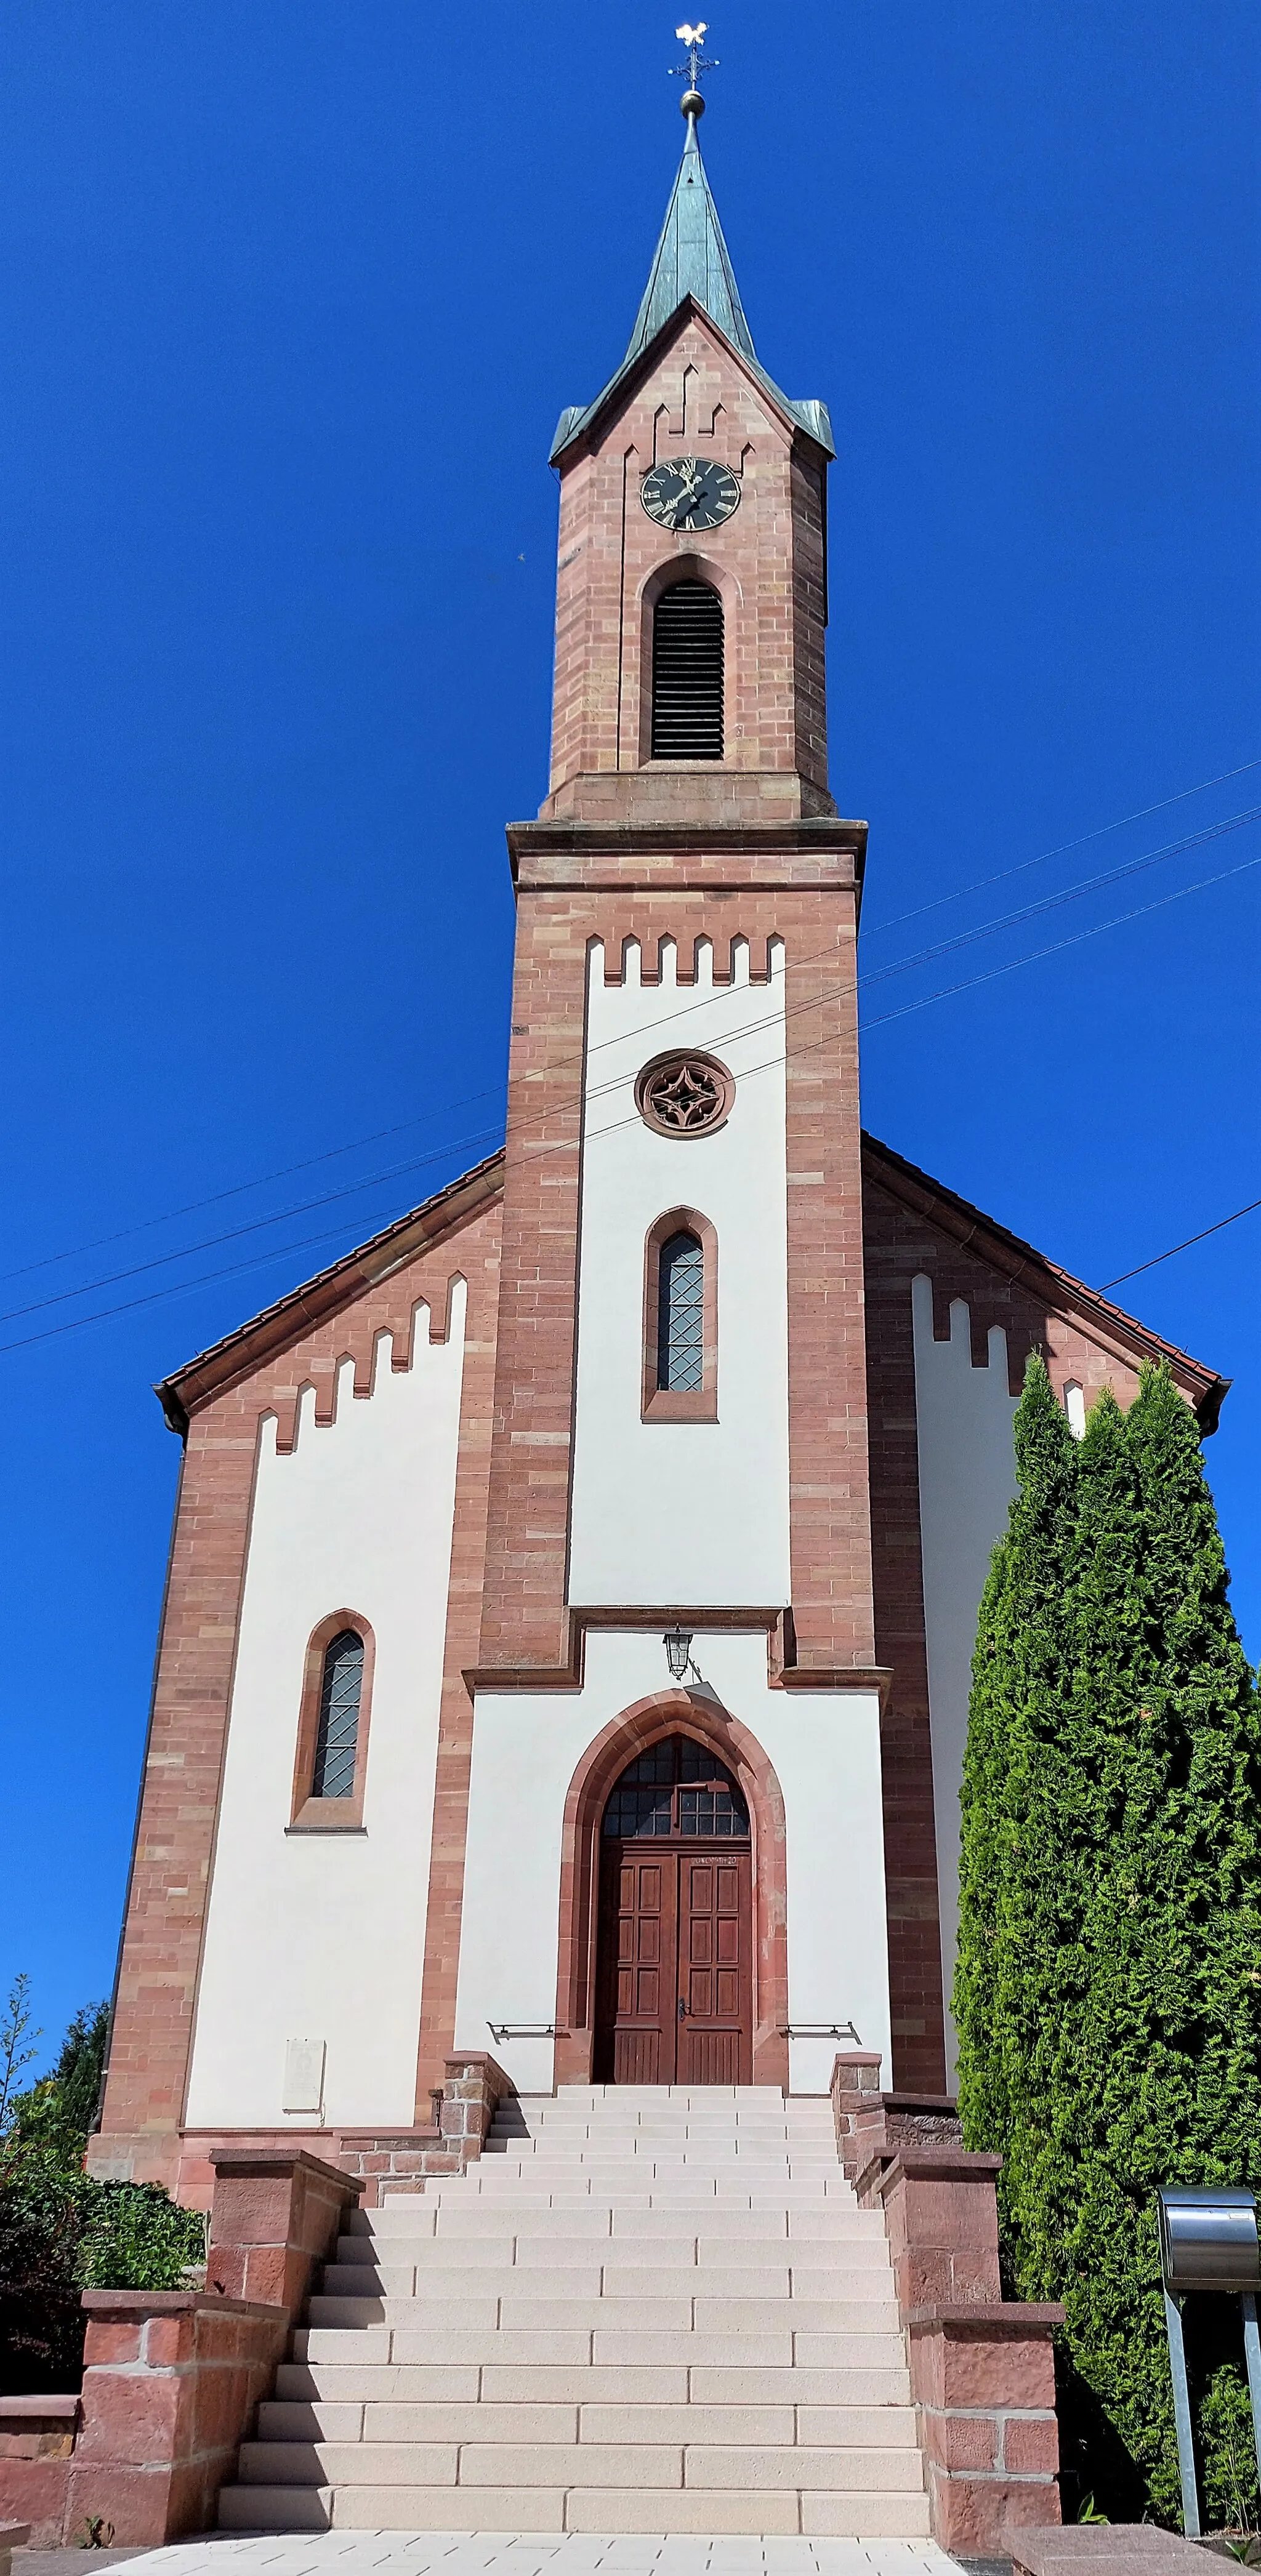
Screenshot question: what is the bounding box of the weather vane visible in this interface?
[671,20,719,116]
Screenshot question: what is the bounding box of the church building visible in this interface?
[92,84,1225,2202]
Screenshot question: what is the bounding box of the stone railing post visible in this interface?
[206,2145,362,2311]
[861,2146,1063,2558]
[830,2049,882,2174]
[438,2052,515,2163]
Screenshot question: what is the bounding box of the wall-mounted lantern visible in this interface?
[663,1625,695,1681]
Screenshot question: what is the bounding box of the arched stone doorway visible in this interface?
[595,1733,751,2084]
[553,1687,789,2090]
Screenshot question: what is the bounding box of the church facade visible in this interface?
[92,104,1225,2199]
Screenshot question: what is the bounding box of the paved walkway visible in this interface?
[51,2534,967,2576]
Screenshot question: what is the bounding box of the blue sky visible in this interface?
[2,1,1259,2075]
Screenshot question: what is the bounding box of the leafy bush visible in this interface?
[0,1986,203,2391]
[1201,2362,1261,2538]
[955,1358,1261,2527]
[75,2182,204,2292]
[0,2154,91,2393]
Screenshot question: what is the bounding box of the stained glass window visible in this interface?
[658,1231,704,1392]
[312,1629,365,1800]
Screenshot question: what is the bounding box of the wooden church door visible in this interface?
[594,1736,753,2084]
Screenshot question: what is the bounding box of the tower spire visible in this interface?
[624,23,755,369]
[549,26,834,466]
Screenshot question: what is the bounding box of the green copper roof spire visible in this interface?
[623,53,756,367]
[550,29,834,464]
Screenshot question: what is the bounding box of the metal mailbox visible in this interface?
[1156,2185,1261,2538]
[1159,2186,1261,2293]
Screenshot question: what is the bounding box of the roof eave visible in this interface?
[155,1149,507,1437]
[861,1130,1230,1432]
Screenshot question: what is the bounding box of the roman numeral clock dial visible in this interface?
[641,455,741,532]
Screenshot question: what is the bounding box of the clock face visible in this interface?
[640,455,741,533]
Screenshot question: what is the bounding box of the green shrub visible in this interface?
[0,1991,203,2389]
[75,2182,204,2292]
[1200,2362,1261,2537]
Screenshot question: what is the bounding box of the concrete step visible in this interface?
[321,2258,894,2298]
[238,2438,927,2494]
[302,2308,892,2349]
[219,2482,933,2539]
[256,2398,920,2447]
[292,2325,910,2372]
[275,2359,913,2407]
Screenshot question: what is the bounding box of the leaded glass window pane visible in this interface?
[658,1231,704,1392]
[312,1629,365,1800]
[601,1735,749,1839]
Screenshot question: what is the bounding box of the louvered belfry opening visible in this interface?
[651,578,724,760]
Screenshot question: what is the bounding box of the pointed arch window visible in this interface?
[643,1210,718,1422]
[312,1631,364,1799]
[658,1232,704,1391]
[651,579,724,760]
[290,1611,376,1830]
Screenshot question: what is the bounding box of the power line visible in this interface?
[863,754,1261,937]
[861,843,1261,1032]
[859,805,1261,991]
[10,756,1257,1296]
[4,832,1259,1360]
[10,795,1260,1333]
[0,1121,507,1326]
[1101,1199,1261,1291]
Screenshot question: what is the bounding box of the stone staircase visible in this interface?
[219,2086,929,2538]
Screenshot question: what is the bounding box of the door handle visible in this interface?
[677,1998,688,2020]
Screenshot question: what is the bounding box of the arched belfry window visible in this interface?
[658,1232,704,1391]
[643,1210,718,1422]
[651,580,723,760]
[291,1612,375,1828]
[312,1630,365,1799]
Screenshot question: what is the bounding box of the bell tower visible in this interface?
[543,98,835,826]
[475,78,878,1719]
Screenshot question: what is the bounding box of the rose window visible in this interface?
[635,1051,734,1138]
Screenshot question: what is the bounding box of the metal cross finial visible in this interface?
[671,20,719,110]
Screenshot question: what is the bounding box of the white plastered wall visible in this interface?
[567,936,791,1608]
[455,1629,891,2098]
[911,1275,1018,2076]
[185,1284,466,2130]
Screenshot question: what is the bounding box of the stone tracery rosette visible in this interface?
[634,1049,735,1138]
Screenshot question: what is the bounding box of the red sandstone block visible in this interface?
[141,2314,195,2367]
[1004,2412,1060,2474]
[240,2247,290,2307]
[65,2460,176,2550]
[930,2470,1051,2561]
[932,2411,997,2473]
[83,2322,142,2365]
[209,2175,291,2247]
[78,2368,182,2466]
[0,2454,73,2546]
[918,2325,1057,2412]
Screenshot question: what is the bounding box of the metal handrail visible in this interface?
[778,2021,862,2044]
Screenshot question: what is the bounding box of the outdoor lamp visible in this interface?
[663,1625,694,1680]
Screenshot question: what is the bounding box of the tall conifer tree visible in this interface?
[1062,1366,1261,2519]
[957,1357,1261,2524]
[954,1354,1082,2252]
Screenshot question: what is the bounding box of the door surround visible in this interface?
[554,1685,789,2088]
